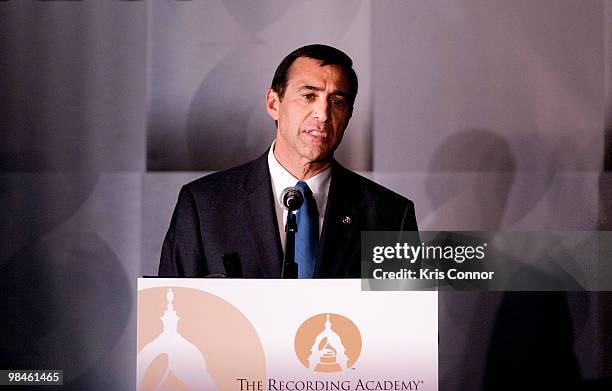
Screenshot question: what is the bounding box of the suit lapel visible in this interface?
[316,162,362,278]
[240,155,363,278]
[242,153,284,278]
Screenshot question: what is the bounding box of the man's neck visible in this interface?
[272,149,332,181]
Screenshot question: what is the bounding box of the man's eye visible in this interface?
[331,99,346,108]
[302,93,315,101]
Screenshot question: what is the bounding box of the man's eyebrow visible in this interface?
[297,85,324,92]
[297,85,349,98]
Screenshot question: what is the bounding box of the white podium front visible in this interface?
[137,279,437,391]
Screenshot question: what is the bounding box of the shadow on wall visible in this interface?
[425,129,605,390]
[0,176,132,390]
[186,45,276,171]
[425,127,600,231]
[183,1,295,171]
[483,292,586,391]
[425,129,516,230]
[590,122,612,387]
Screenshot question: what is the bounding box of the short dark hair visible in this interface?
[270,44,358,105]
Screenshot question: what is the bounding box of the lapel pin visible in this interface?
[340,215,352,225]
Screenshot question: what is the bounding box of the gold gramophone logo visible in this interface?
[294,313,362,373]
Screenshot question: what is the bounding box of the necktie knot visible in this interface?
[295,181,312,198]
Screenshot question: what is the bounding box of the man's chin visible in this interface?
[307,152,334,165]
[298,144,337,165]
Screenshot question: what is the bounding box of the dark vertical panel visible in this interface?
[597,1,612,384]
[0,1,147,390]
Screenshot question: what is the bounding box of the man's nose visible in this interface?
[312,99,330,123]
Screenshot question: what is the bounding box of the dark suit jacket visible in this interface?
[159,152,418,278]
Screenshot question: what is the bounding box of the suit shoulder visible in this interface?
[339,166,413,206]
[182,156,264,195]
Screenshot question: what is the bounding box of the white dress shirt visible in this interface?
[267,140,331,252]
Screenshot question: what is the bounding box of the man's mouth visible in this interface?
[305,129,329,139]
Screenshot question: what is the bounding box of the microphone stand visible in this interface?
[281,210,298,278]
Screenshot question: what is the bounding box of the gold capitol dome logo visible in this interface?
[294,313,362,373]
[137,287,266,391]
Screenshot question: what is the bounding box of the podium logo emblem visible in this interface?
[137,287,266,391]
[294,313,362,373]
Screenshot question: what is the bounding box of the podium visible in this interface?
[137,279,438,391]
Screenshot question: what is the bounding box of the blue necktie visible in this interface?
[295,181,318,278]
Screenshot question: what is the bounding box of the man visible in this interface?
[159,44,417,278]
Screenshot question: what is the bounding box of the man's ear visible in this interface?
[266,89,280,121]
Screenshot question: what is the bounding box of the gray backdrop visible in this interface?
[1,0,611,389]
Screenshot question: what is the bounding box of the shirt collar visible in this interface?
[267,140,331,209]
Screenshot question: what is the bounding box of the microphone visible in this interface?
[280,187,304,211]
[280,187,302,279]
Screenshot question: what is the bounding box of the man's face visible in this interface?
[266,57,353,166]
